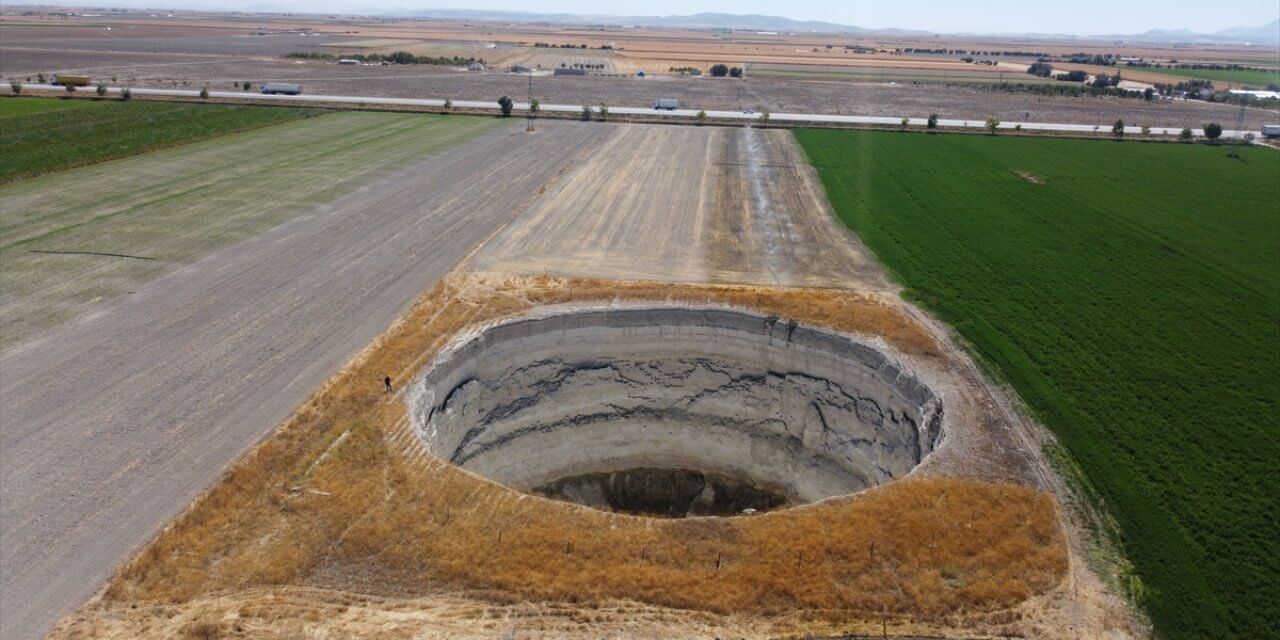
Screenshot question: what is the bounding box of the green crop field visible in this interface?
[795,129,1279,639]
[0,96,101,117]
[0,98,318,182]
[1139,65,1280,87]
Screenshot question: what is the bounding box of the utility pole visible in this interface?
[1228,96,1247,158]
[526,68,534,132]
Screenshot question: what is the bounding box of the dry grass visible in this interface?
[77,273,1065,636]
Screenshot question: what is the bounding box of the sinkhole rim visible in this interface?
[407,303,945,519]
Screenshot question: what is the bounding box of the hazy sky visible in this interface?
[30,0,1280,34]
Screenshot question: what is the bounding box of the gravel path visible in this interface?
[0,120,602,640]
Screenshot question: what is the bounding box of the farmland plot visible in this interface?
[0,111,501,349]
[0,98,317,181]
[795,128,1280,640]
[470,123,887,290]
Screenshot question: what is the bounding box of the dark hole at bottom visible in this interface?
[533,467,791,518]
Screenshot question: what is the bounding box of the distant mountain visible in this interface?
[380,8,932,35]
[383,9,1276,44]
[1214,19,1279,43]
[631,12,863,33]
[1101,20,1278,44]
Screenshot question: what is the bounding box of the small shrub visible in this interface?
[443,98,452,112]
[984,115,1001,135]
[64,84,76,94]
[242,81,251,91]
[597,103,608,122]
[180,620,226,640]
[199,86,209,99]
[1112,118,1125,140]
[37,73,45,83]
[900,117,909,128]
[580,104,591,121]
[96,83,108,97]
[1140,124,1152,138]
[121,88,133,101]
[696,109,707,124]
[9,81,20,95]
[927,113,939,130]
[1179,127,1194,143]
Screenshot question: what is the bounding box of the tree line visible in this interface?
[285,51,485,66]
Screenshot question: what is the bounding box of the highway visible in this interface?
[16,83,1261,139]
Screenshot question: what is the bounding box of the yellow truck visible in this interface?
[50,74,91,87]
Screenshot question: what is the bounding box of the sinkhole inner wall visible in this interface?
[409,306,944,516]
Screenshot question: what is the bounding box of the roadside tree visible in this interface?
[709,64,729,77]
[1179,127,1194,143]
[1112,118,1125,140]
[927,113,939,130]
[597,103,609,121]
[96,84,108,97]
[9,81,19,95]
[984,115,1001,135]
[1203,122,1222,142]
[497,95,513,116]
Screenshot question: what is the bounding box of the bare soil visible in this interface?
[471,124,889,289]
[0,120,602,640]
[3,23,1273,130]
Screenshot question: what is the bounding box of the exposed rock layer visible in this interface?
[409,306,943,511]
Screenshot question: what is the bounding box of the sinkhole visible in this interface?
[409,306,944,518]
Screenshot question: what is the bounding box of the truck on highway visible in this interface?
[261,83,302,95]
[653,98,679,111]
[1263,124,1280,138]
[50,75,91,87]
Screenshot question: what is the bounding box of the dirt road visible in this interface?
[0,120,603,640]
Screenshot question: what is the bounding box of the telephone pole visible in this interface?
[526,68,534,132]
